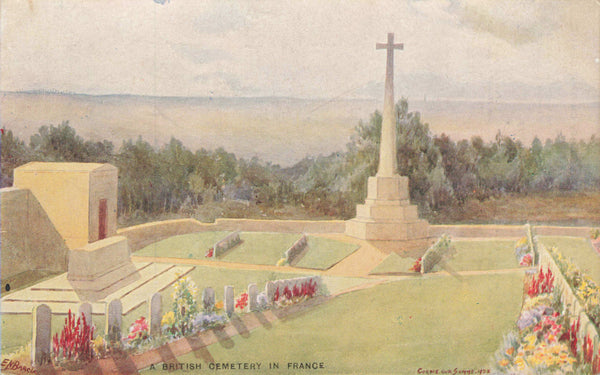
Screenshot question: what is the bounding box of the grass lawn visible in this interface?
[294,236,359,269]
[539,236,600,284]
[369,253,417,275]
[444,240,518,272]
[155,271,524,374]
[218,232,301,265]
[135,231,231,258]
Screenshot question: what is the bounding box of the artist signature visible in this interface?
[1,359,37,374]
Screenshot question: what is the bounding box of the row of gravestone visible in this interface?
[265,275,321,304]
[213,231,242,257]
[30,294,164,367]
[30,276,320,367]
[284,234,308,265]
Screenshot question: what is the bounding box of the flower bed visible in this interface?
[493,268,600,373]
[547,246,600,328]
[515,236,533,267]
[272,278,319,308]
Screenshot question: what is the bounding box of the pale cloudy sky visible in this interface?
[1,0,599,102]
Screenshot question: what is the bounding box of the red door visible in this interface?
[99,199,107,240]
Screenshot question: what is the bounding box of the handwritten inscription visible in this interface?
[1,359,37,374]
[417,368,490,374]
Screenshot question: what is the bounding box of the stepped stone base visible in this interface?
[346,175,431,250]
[68,236,139,301]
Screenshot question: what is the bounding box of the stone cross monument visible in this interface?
[345,33,430,250]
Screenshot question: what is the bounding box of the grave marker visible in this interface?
[224,286,234,317]
[202,287,216,312]
[31,304,52,367]
[106,299,122,342]
[78,302,92,327]
[248,283,258,312]
[149,293,162,335]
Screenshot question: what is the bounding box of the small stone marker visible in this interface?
[266,281,275,304]
[106,299,123,342]
[149,293,162,335]
[31,304,52,367]
[202,287,216,312]
[248,283,258,312]
[224,286,234,317]
[78,302,92,327]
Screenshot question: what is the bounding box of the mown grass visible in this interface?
[218,232,300,265]
[151,272,524,374]
[135,231,231,258]
[294,237,358,269]
[445,240,518,272]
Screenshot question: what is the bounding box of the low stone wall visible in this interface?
[118,219,218,252]
[535,237,599,355]
[533,225,595,237]
[213,231,242,257]
[429,224,526,238]
[214,218,346,233]
[0,188,69,285]
[285,234,308,265]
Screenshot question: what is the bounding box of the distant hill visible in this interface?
[1,92,598,166]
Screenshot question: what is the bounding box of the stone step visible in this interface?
[0,262,194,315]
[105,264,194,313]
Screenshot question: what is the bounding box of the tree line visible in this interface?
[2,99,599,222]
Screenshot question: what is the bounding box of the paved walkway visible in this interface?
[1,263,194,315]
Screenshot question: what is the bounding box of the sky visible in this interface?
[1,0,599,102]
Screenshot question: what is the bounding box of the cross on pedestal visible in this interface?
[376,33,403,177]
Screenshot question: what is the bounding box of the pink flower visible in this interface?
[128,317,149,340]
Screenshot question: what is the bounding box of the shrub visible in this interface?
[172,276,198,336]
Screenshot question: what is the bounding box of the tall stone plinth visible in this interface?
[346,175,430,250]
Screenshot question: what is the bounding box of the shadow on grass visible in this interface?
[186,335,215,363]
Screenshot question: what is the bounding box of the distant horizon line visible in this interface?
[1,89,599,106]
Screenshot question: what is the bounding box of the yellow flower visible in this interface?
[276,258,287,266]
[215,300,224,310]
[92,335,105,353]
[161,310,175,326]
[515,356,525,370]
[498,359,509,367]
[505,347,515,356]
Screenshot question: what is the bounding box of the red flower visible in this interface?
[127,317,149,340]
[235,293,248,309]
[283,286,292,300]
[409,258,422,272]
[205,248,214,258]
[584,335,595,364]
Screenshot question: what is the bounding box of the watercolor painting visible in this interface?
[1,1,599,374]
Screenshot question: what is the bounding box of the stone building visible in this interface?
[13,162,118,249]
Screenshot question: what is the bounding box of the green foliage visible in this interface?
[171,276,198,337]
[2,102,599,221]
